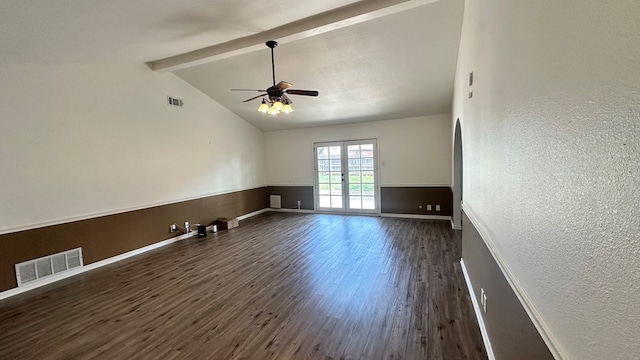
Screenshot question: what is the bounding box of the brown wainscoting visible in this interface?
[380,186,452,216]
[0,187,268,292]
[266,186,314,210]
[462,211,554,360]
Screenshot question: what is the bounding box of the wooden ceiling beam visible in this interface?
[147,0,439,72]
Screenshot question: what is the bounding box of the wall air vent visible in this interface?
[167,96,184,108]
[15,248,83,287]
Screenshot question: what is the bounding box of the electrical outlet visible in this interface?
[483,294,487,312]
[435,205,441,211]
[427,204,432,211]
[481,288,487,313]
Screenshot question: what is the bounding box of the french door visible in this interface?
[314,139,378,214]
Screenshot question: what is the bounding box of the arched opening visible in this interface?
[452,119,463,229]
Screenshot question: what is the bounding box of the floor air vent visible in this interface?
[15,248,83,287]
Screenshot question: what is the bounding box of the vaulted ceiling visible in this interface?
[1,0,464,131]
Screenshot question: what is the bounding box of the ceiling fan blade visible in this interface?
[275,81,293,90]
[285,89,319,97]
[231,88,266,92]
[242,94,267,103]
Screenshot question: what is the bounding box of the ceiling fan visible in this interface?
[231,40,319,114]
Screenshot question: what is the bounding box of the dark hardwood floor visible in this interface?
[0,213,487,359]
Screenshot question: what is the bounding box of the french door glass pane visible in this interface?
[362,196,375,209]
[330,159,341,171]
[348,146,360,158]
[362,183,375,196]
[329,146,341,159]
[347,144,375,211]
[348,158,360,170]
[361,171,374,183]
[361,144,373,157]
[361,158,374,170]
[319,195,331,207]
[318,160,329,171]
[317,145,344,210]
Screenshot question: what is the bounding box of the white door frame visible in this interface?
[313,139,380,214]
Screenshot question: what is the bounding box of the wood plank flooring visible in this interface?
[0,213,487,359]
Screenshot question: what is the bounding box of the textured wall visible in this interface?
[0,63,266,234]
[264,114,452,187]
[453,0,640,359]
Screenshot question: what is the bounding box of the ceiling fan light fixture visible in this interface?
[268,105,279,115]
[232,40,318,116]
[258,99,269,113]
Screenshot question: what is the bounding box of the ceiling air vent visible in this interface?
[15,248,83,287]
[167,96,184,108]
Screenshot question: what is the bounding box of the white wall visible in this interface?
[0,63,265,234]
[454,1,640,359]
[264,114,452,187]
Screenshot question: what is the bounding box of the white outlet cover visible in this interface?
[481,289,488,313]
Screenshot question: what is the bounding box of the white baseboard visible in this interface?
[460,259,496,360]
[268,211,448,221]
[451,217,462,230]
[462,203,567,359]
[237,208,270,220]
[268,208,316,214]
[380,213,452,221]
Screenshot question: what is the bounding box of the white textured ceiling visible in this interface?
[0,0,464,131]
[0,0,360,63]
